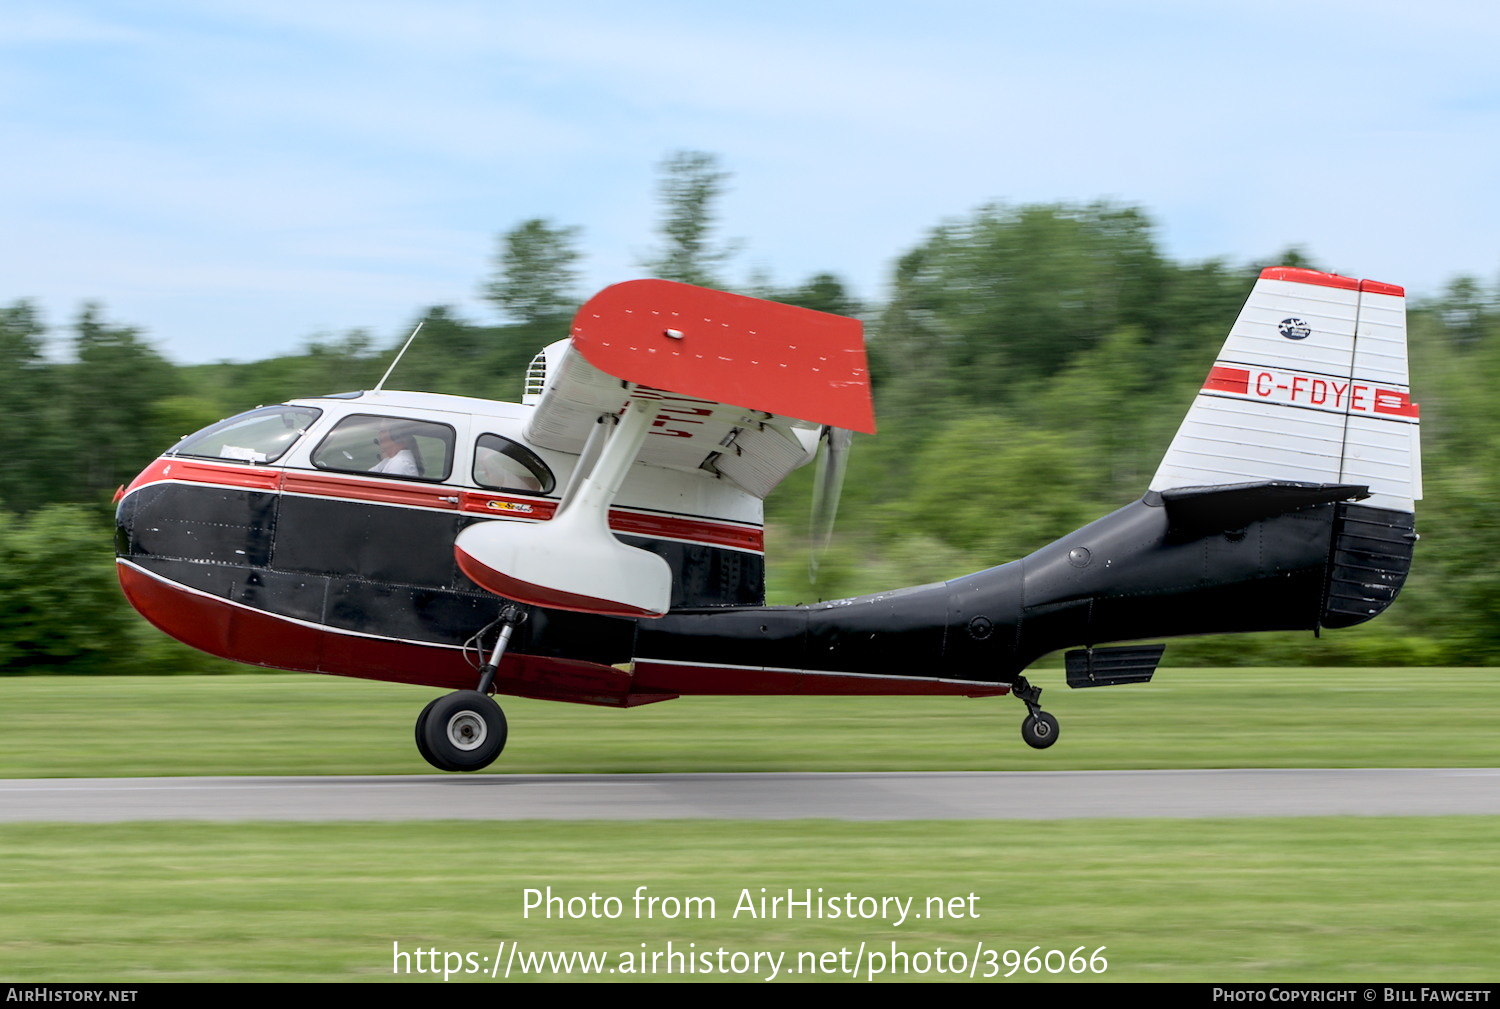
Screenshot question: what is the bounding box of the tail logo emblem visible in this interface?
[1278,317,1311,340]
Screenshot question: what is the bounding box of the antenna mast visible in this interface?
[372,321,424,393]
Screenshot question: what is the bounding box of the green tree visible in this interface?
[775,273,862,317]
[874,414,1101,566]
[0,301,56,511]
[0,506,136,672]
[644,150,738,287]
[0,300,44,370]
[1434,275,1493,349]
[871,201,1170,408]
[377,307,550,401]
[67,304,182,500]
[484,219,583,324]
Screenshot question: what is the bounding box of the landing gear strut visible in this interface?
[415,605,527,772]
[1012,675,1060,749]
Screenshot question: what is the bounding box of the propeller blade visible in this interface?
[808,425,853,581]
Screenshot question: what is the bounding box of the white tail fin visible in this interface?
[1150,266,1421,513]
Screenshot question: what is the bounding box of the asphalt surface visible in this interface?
[1,768,1497,822]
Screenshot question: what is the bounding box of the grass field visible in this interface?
[0,670,1496,983]
[2,818,1498,983]
[1,669,1496,777]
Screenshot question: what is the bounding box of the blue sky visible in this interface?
[4,0,1498,363]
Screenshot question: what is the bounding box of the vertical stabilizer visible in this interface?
[1150,267,1420,513]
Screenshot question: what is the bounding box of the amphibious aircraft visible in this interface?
[114,270,1420,771]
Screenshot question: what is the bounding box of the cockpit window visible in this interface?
[167,406,322,464]
[474,434,555,495]
[311,414,455,481]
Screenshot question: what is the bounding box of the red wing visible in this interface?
[570,279,875,434]
[524,280,876,499]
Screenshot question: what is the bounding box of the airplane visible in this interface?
[114,269,1420,772]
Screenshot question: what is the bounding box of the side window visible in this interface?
[473,434,555,495]
[311,415,455,481]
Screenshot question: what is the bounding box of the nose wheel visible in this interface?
[1012,676,1059,750]
[1021,710,1059,748]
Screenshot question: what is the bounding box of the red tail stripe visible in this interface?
[1359,278,1405,297]
[1257,267,1405,298]
[1259,267,1359,290]
[1204,366,1251,394]
[1373,389,1420,418]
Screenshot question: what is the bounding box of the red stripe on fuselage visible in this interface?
[123,457,282,495]
[460,491,558,519]
[608,508,763,552]
[282,471,459,510]
[122,458,764,553]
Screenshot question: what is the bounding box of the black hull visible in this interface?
[118,477,1415,696]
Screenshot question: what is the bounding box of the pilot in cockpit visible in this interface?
[371,427,422,477]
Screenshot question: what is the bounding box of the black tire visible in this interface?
[1021,711,1059,750]
[419,690,507,772]
[414,696,446,770]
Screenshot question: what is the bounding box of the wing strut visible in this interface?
[454,386,673,617]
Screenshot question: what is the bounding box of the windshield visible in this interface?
[167,406,322,464]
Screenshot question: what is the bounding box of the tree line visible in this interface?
[3,152,1497,673]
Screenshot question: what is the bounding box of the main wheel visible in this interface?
[1021,711,1059,749]
[414,696,443,769]
[418,690,507,772]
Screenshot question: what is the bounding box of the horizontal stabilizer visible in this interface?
[1065,644,1165,688]
[1157,480,1369,536]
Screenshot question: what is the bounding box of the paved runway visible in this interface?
[1,768,1497,822]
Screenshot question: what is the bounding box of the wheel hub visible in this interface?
[446,711,488,751]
